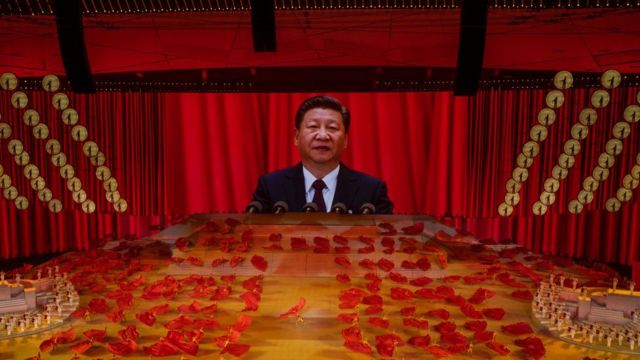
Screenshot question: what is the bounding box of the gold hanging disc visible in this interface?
[52,93,69,110]
[0,72,18,90]
[90,152,106,166]
[31,176,45,191]
[81,199,96,214]
[592,166,610,181]
[540,191,556,206]
[538,108,556,126]
[546,90,565,109]
[0,174,11,189]
[8,139,24,155]
[505,192,520,206]
[522,141,540,158]
[552,165,569,180]
[530,125,548,142]
[623,174,640,190]
[14,196,28,210]
[532,201,548,216]
[617,188,633,202]
[15,152,29,166]
[631,164,640,180]
[3,186,18,200]
[23,109,40,126]
[0,123,11,139]
[73,189,87,204]
[570,123,589,140]
[583,176,599,192]
[96,166,111,181]
[10,92,28,109]
[591,90,610,108]
[578,190,594,205]
[506,179,521,193]
[612,122,631,139]
[82,141,99,157]
[553,70,574,90]
[67,177,82,192]
[578,108,597,126]
[106,190,121,203]
[558,153,575,169]
[114,198,128,213]
[563,139,581,156]
[51,152,67,167]
[605,139,623,156]
[48,199,62,213]
[544,178,560,193]
[71,125,88,142]
[45,139,61,155]
[60,164,75,179]
[33,123,49,140]
[61,108,79,126]
[598,152,615,168]
[516,153,534,168]
[42,74,60,92]
[512,167,529,182]
[601,69,622,89]
[605,198,621,212]
[38,188,52,202]
[623,105,640,123]
[104,177,118,192]
[23,164,39,180]
[568,200,584,214]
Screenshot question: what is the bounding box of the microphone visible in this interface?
[303,202,318,213]
[331,202,347,214]
[272,201,288,214]
[360,203,375,215]
[245,201,263,214]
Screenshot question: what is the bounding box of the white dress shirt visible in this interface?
[302,165,340,213]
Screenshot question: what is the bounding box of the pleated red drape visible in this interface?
[0,91,165,259]
[2,89,640,265]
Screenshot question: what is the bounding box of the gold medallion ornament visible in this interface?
[605,198,621,212]
[516,153,533,168]
[33,123,49,140]
[558,153,575,169]
[48,199,62,213]
[544,178,560,193]
[554,71,574,89]
[106,190,121,203]
[114,198,128,213]
[73,189,87,204]
[570,124,588,140]
[623,174,640,190]
[96,166,111,181]
[83,141,99,157]
[506,179,521,193]
[530,125,548,142]
[0,175,11,188]
[522,141,540,158]
[90,152,106,166]
[498,202,513,217]
[3,186,18,200]
[578,108,597,126]
[512,167,529,182]
[578,190,594,204]
[545,90,565,109]
[61,108,79,126]
[601,69,622,89]
[60,164,75,179]
[624,105,640,123]
[23,109,40,126]
[563,139,581,156]
[0,122,11,139]
[15,152,29,166]
[23,164,39,180]
[617,188,633,202]
[51,152,67,167]
[598,152,616,168]
[31,176,45,191]
[71,125,88,142]
[0,72,18,90]
[52,93,69,110]
[612,122,631,139]
[568,200,584,214]
[532,201,547,215]
[505,192,520,206]
[81,199,96,214]
[38,188,52,202]
[11,92,28,109]
[14,196,28,210]
[45,139,61,155]
[104,177,118,192]
[537,108,556,126]
[42,74,60,92]
[592,166,610,181]
[552,165,569,180]
[631,164,640,180]
[583,176,599,192]
[590,90,610,108]
[605,139,623,156]
[540,191,556,206]
[8,139,24,155]
[67,177,82,192]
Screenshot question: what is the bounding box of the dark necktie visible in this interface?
[312,179,327,212]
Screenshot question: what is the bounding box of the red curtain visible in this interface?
[2,89,640,265]
[0,91,166,259]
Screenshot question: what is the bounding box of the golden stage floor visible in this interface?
[0,214,631,359]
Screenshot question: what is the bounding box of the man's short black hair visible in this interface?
[295,95,350,132]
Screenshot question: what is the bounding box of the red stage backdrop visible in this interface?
[1,90,639,265]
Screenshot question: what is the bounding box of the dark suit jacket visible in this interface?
[251,163,393,214]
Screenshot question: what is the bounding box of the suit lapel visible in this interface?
[333,163,359,210]
[284,163,306,212]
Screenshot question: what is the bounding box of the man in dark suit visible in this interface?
[250,96,393,214]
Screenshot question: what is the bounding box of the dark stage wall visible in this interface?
[1,89,639,265]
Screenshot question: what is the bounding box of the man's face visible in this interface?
[295,107,348,168]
